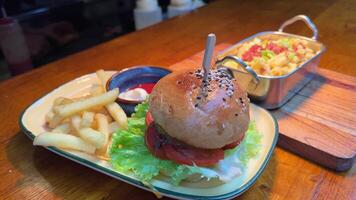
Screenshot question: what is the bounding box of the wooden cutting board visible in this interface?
[168,43,356,171]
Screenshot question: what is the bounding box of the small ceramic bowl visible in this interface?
[106,66,171,116]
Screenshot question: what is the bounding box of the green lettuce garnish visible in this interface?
[131,101,149,118]
[110,101,198,185]
[225,122,262,165]
[110,101,262,185]
[288,52,296,60]
[261,50,275,60]
[278,38,291,48]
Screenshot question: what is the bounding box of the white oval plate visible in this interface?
[19,71,278,200]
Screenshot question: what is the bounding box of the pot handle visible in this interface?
[278,15,318,40]
[215,55,260,84]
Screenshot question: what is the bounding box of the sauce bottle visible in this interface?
[134,0,163,30]
[0,17,32,75]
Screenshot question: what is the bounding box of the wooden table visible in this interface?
[0,0,355,199]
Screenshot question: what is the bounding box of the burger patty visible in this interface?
[145,123,225,166]
[145,112,245,167]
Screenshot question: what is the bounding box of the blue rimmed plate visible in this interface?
[19,71,278,200]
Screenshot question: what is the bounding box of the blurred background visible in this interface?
[0,0,212,81]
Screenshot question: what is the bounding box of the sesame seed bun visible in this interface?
[148,68,250,149]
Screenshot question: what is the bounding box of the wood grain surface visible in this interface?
[0,0,355,199]
[274,69,356,171]
[169,43,356,172]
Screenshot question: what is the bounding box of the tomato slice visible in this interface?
[222,135,245,150]
[164,142,224,167]
[145,123,167,159]
[144,122,224,166]
[145,112,154,126]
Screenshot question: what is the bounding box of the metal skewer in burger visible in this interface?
[145,34,250,167]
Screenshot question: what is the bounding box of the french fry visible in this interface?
[78,128,105,149]
[106,137,113,155]
[96,155,110,161]
[34,132,96,154]
[48,114,64,129]
[53,97,66,106]
[105,114,113,123]
[41,69,130,161]
[45,111,55,124]
[90,108,113,122]
[54,97,73,106]
[54,88,119,118]
[52,123,71,134]
[61,98,74,105]
[96,69,109,91]
[95,113,109,153]
[71,115,82,133]
[91,108,113,122]
[81,111,95,128]
[96,114,109,138]
[90,84,104,96]
[88,106,106,114]
[105,102,127,130]
[108,121,120,134]
[70,95,92,103]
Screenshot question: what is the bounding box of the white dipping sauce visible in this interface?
[119,88,148,101]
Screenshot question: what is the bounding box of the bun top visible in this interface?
[148,68,250,149]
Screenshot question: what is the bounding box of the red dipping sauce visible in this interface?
[129,83,156,94]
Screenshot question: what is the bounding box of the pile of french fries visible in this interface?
[33,70,127,160]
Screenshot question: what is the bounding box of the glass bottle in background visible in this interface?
[168,0,205,18]
[134,0,163,30]
[0,17,32,76]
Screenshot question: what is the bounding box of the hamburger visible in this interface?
[146,68,250,167]
[110,67,261,186]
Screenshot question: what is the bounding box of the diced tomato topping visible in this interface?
[249,44,263,53]
[266,43,286,54]
[242,52,254,62]
[242,44,262,62]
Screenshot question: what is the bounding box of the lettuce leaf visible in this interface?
[110,129,199,184]
[225,122,262,164]
[110,101,262,185]
[131,100,149,118]
[127,118,146,135]
[196,122,262,182]
[110,102,198,185]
